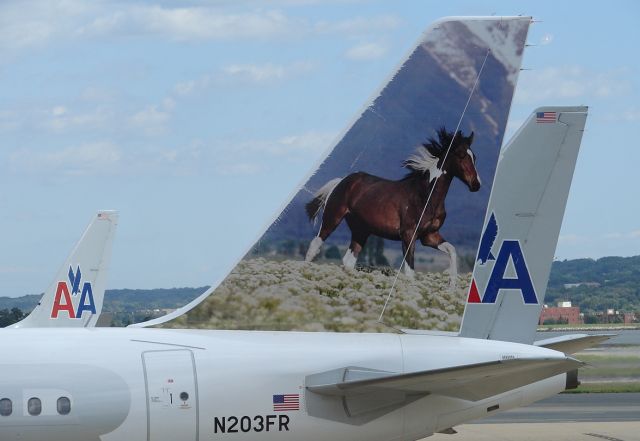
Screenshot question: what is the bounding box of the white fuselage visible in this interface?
[0,328,566,441]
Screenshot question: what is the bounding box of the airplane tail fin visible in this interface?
[459,107,588,344]
[133,16,532,329]
[10,210,118,328]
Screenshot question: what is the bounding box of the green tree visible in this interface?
[0,308,25,327]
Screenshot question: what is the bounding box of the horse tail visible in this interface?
[305,177,343,222]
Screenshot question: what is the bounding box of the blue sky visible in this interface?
[1,0,639,296]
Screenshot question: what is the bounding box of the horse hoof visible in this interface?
[403,266,415,279]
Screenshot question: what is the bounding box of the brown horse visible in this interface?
[304,127,480,284]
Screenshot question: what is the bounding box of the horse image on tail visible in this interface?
[304,127,480,287]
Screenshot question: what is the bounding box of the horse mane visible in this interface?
[403,126,459,179]
[402,148,440,178]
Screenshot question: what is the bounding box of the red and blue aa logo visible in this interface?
[50,265,96,319]
[468,213,538,305]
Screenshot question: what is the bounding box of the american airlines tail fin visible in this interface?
[459,107,588,344]
[10,210,118,328]
[134,16,532,329]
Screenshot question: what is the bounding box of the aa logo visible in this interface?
[468,213,538,305]
[50,265,96,319]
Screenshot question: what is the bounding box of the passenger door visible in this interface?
[142,349,198,441]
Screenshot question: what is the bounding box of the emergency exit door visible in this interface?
[143,349,199,441]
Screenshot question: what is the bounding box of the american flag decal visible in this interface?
[273,394,300,411]
[536,111,557,123]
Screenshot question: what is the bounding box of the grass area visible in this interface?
[563,382,640,393]
[575,352,640,380]
[537,323,639,330]
[577,354,640,363]
[582,367,640,378]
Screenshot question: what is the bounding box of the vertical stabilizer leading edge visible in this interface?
[459,107,588,344]
[134,16,532,329]
[10,210,118,328]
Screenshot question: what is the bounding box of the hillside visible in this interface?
[0,287,207,314]
[1,255,638,328]
[546,256,640,312]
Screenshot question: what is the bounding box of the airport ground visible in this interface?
[430,393,640,441]
[429,331,640,441]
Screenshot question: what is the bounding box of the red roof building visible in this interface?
[539,302,582,325]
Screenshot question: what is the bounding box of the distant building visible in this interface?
[563,282,601,289]
[539,301,582,325]
[623,312,636,324]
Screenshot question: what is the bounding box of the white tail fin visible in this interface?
[459,106,588,343]
[10,210,118,328]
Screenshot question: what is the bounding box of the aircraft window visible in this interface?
[180,392,189,401]
[0,398,11,416]
[57,397,71,415]
[28,397,41,416]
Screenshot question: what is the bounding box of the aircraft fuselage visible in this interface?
[0,328,566,441]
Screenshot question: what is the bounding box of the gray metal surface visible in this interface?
[460,107,588,344]
[476,393,640,423]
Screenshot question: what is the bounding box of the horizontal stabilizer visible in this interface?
[535,334,615,354]
[306,356,583,402]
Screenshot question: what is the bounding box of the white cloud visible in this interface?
[598,230,640,241]
[145,130,333,176]
[79,7,399,41]
[175,61,315,94]
[0,265,36,275]
[0,0,96,51]
[220,130,336,157]
[315,15,400,35]
[267,131,335,155]
[0,101,115,134]
[77,6,300,41]
[52,106,67,117]
[215,162,263,176]
[2,1,400,53]
[10,141,122,176]
[0,110,19,132]
[345,42,388,61]
[598,107,640,124]
[174,80,198,96]
[622,109,640,122]
[79,86,116,103]
[515,66,631,104]
[45,105,109,132]
[222,61,314,83]
[558,234,587,246]
[129,98,175,135]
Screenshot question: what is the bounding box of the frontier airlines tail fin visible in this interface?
[10,210,118,328]
[459,107,588,344]
[133,16,533,329]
